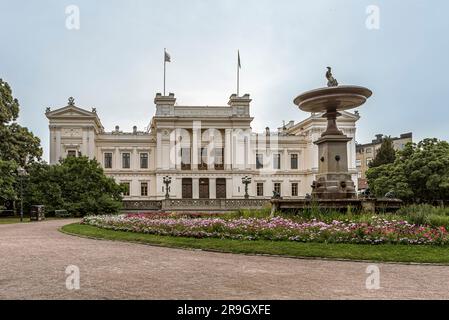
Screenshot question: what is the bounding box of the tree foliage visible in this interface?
[25,157,124,216]
[0,123,42,166]
[0,79,42,208]
[369,136,396,168]
[367,138,449,203]
[0,78,20,124]
[0,160,18,207]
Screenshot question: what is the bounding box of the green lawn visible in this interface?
[0,217,71,225]
[61,223,449,264]
[0,217,31,224]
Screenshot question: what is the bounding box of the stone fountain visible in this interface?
[294,70,372,199]
[270,68,401,214]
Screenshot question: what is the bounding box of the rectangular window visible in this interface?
[256,154,264,169]
[122,153,130,169]
[256,183,264,197]
[104,153,112,169]
[140,153,148,169]
[67,150,77,157]
[356,159,362,167]
[274,183,281,195]
[366,158,372,166]
[199,147,207,170]
[214,148,224,170]
[273,154,281,170]
[290,154,298,169]
[140,182,148,196]
[121,182,130,196]
[181,148,191,170]
[291,183,298,197]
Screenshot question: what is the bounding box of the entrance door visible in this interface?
[182,178,192,199]
[216,178,226,199]
[199,178,209,199]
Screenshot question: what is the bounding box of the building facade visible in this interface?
[46,93,359,200]
[356,132,413,190]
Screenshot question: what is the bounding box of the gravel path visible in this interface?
[1,219,449,299]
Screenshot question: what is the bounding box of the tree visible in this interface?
[0,78,42,208]
[369,136,396,168]
[25,157,124,216]
[367,138,449,203]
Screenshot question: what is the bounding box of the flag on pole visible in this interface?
[163,49,171,96]
[164,50,171,63]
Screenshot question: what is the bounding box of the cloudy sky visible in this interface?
[1,0,448,161]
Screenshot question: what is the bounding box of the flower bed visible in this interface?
[125,212,224,219]
[81,215,449,245]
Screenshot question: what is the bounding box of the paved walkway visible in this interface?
[1,219,449,299]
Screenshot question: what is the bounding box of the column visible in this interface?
[156,131,162,169]
[115,147,120,170]
[283,149,289,171]
[55,129,61,162]
[209,178,216,199]
[224,129,232,170]
[192,122,200,170]
[82,129,88,157]
[244,136,248,169]
[88,128,95,159]
[132,147,138,170]
[245,132,252,170]
[49,127,56,164]
[226,177,233,198]
[169,130,177,170]
[248,136,255,170]
[192,178,199,199]
[175,135,181,170]
[208,129,215,170]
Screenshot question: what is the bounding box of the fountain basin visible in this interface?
[294,85,372,113]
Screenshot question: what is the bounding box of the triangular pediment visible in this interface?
[46,105,96,118]
[45,99,104,132]
[339,110,360,120]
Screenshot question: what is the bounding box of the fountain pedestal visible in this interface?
[313,134,355,199]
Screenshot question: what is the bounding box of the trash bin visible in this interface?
[30,205,45,221]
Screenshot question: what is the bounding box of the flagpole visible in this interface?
[237,50,240,96]
[163,48,166,96]
[237,62,239,96]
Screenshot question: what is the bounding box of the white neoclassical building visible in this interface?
[46,93,359,201]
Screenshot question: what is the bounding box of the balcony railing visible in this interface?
[181,163,191,170]
[214,163,224,170]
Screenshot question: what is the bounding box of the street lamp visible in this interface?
[17,167,27,222]
[241,176,252,199]
[163,176,172,199]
